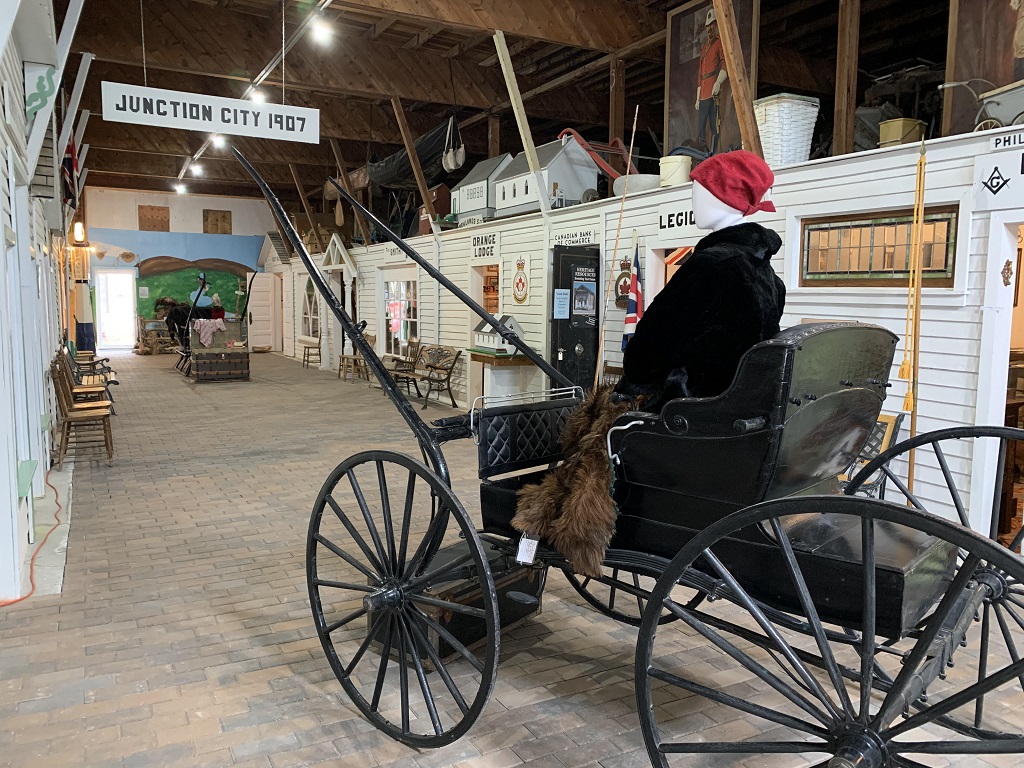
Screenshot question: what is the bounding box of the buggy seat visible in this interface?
[475,323,956,635]
[608,322,898,556]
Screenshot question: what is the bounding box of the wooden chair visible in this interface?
[338,334,375,382]
[601,362,623,388]
[59,349,117,412]
[839,412,906,498]
[50,362,114,470]
[299,334,321,368]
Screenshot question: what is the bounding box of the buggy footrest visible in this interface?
[480,470,550,538]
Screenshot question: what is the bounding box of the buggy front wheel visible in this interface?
[307,450,499,747]
[636,495,1024,767]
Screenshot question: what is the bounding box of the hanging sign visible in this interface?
[553,288,570,319]
[570,263,598,328]
[614,256,633,309]
[991,130,1024,152]
[24,63,57,121]
[100,82,320,144]
[472,232,500,258]
[512,256,529,304]
[974,152,1024,211]
[553,228,597,247]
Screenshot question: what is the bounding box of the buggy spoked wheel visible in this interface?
[848,425,1024,737]
[636,496,1024,767]
[307,450,498,748]
[562,554,684,626]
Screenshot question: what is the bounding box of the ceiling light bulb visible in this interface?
[175,184,187,195]
[191,164,204,176]
[211,134,226,149]
[311,15,333,45]
[251,89,266,103]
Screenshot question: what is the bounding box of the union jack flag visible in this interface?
[621,244,644,351]
[61,137,79,209]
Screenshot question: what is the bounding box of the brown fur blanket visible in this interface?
[511,386,637,577]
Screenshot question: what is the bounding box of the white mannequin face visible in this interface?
[693,180,745,232]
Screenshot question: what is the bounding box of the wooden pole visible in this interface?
[833,0,861,155]
[290,163,325,253]
[594,105,640,391]
[492,29,549,212]
[487,114,501,158]
[609,58,626,174]
[329,139,373,246]
[711,0,762,157]
[390,96,438,227]
[904,141,927,495]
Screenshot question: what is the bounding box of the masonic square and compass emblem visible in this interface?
[984,166,1010,196]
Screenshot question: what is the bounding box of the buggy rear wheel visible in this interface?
[307,450,498,748]
[635,495,1024,767]
[562,554,685,626]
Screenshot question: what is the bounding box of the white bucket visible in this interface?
[660,155,692,187]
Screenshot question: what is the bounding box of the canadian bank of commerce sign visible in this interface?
[100,82,320,144]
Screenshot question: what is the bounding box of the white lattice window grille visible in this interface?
[383,278,418,358]
[301,278,320,337]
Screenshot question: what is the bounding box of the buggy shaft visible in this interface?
[327,178,574,390]
[232,148,452,485]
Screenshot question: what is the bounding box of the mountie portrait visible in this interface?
[664,0,760,154]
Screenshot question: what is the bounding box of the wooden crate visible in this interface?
[193,351,250,381]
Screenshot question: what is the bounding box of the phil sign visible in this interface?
[101,82,320,144]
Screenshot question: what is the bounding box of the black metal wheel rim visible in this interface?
[307,450,499,748]
[562,554,684,627]
[635,495,1024,767]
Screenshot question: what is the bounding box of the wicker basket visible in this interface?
[754,94,820,168]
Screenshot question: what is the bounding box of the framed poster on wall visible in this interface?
[664,0,760,155]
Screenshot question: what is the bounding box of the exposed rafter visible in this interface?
[328,0,664,52]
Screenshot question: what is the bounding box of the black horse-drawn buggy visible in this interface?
[236,151,1024,767]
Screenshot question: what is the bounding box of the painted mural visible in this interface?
[664,0,759,154]
[137,257,249,318]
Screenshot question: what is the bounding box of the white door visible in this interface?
[95,270,136,349]
[247,272,283,351]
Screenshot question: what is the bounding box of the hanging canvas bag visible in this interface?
[442,116,466,172]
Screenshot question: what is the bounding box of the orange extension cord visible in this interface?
[0,470,64,608]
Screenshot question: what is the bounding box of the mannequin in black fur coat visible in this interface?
[513,151,786,577]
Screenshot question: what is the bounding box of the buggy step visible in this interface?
[507,591,540,608]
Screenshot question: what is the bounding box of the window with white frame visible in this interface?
[801,206,957,287]
[383,277,418,357]
[301,278,320,337]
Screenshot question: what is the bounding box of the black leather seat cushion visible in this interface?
[480,470,551,538]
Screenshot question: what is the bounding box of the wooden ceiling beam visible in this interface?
[461,28,666,129]
[328,0,664,52]
[86,172,285,199]
[403,23,445,49]
[86,147,326,187]
[363,15,398,39]
[441,31,492,59]
[72,0,609,125]
[478,37,536,67]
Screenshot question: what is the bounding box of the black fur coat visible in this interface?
[616,222,786,409]
[514,222,786,577]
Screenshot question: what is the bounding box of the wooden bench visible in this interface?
[393,345,462,409]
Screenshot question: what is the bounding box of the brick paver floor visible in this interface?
[1,352,1021,768]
